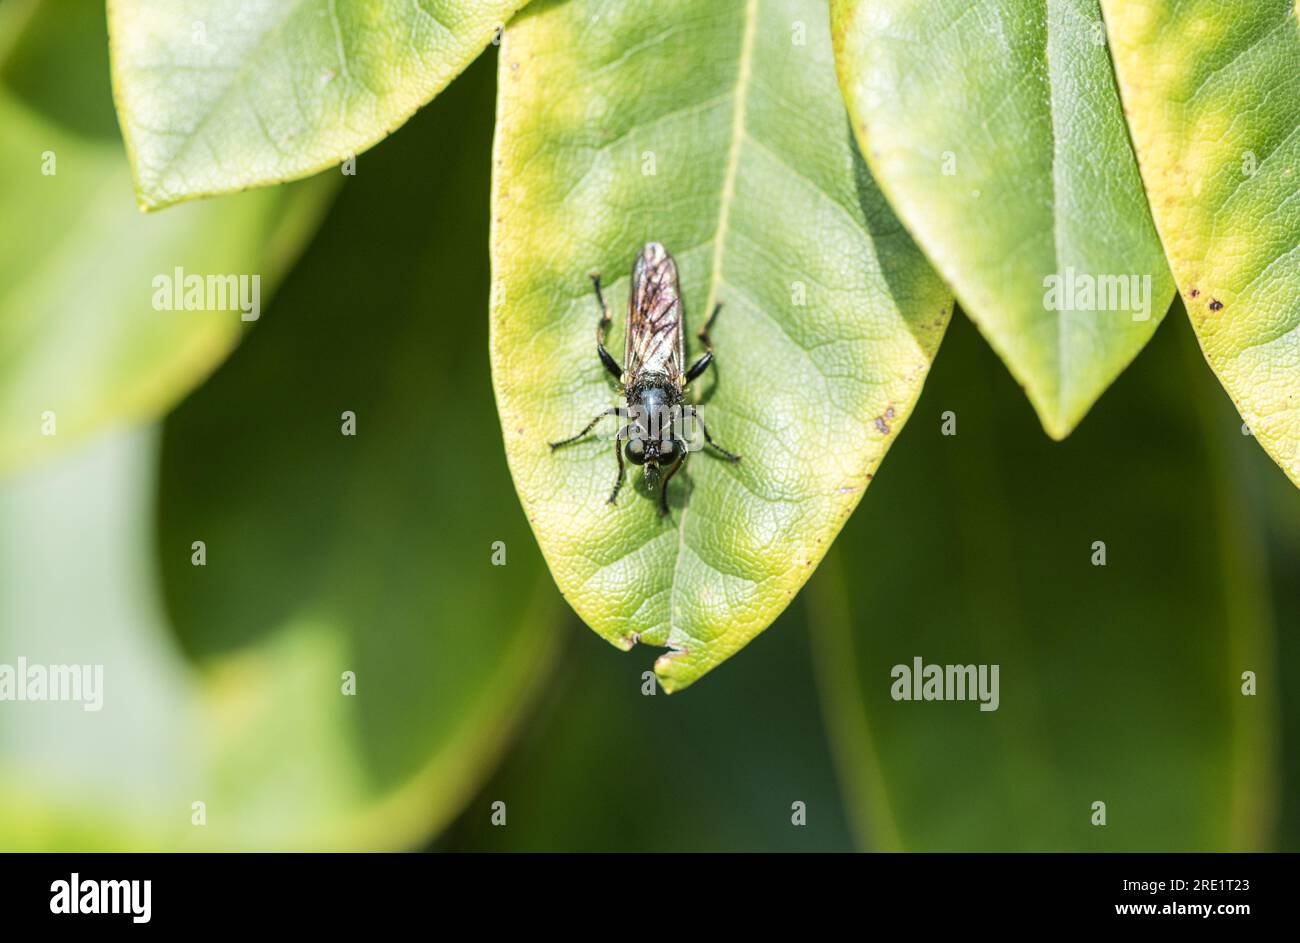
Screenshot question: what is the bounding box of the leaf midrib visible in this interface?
[1044,4,1068,430]
[666,0,758,653]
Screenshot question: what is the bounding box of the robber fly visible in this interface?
[549,242,741,516]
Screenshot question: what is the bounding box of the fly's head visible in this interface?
[624,434,681,487]
[625,380,681,488]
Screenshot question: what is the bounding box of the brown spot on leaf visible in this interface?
[1209,299,1223,311]
[1189,288,1200,298]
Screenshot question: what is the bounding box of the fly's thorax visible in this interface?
[625,374,681,441]
[626,372,681,404]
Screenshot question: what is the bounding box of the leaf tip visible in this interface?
[1027,385,1087,442]
[1040,412,1078,442]
[128,172,171,212]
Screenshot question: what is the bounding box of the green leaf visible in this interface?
[491,0,951,691]
[0,0,333,475]
[1102,0,1300,487]
[0,428,199,851]
[0,56,563,850]
[108,0,527,209]
[809,311,1277,850]
[831,0,1176,438]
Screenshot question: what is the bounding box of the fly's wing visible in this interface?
[624,242,684,385]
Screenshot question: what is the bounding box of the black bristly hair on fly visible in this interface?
[548,242,741,517]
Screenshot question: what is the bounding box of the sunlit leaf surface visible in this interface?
[832,0,1175,438]
[491,0,950,691]
[109,0,526,208]
[1102,0,1300,487]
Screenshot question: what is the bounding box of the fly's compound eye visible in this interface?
[658,439,677,462]
[625,437,647,465]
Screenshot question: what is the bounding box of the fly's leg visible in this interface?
[550,406,619,449]
[698,411,741,463]
[684,301,722,384]
[658,447,688,517]
[591,273,623,383]
[684,352,713,385]
[608,424,632,505]
[698,300,722,348]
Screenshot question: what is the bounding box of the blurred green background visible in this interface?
[0,2,1296,852]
